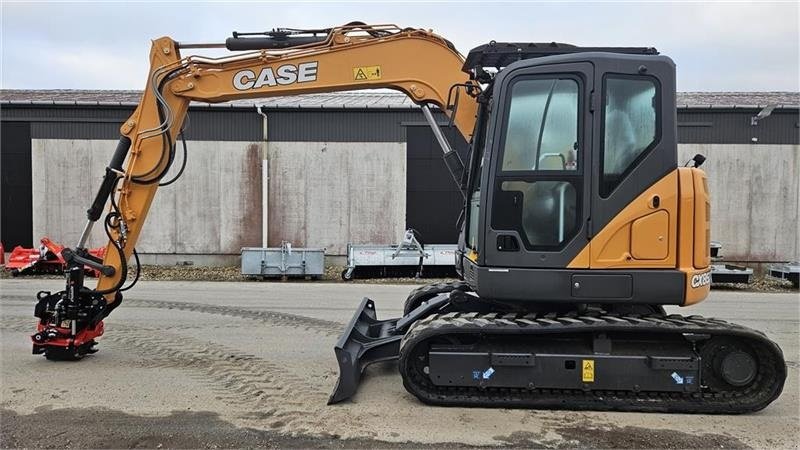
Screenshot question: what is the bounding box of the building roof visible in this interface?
[0,89,417,109]
[676,92,799,109]
[1,89,798,109]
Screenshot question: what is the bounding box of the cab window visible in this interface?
[601,76,658,197]
[501,78,579,172]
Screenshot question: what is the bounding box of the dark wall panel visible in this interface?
[265,110,423,142]
[11,106,263,142]
[678,110,799,145]
[188,110,262,141]
[405,125,469,244]
[1,105,424,142]
[3,103,797,145]
[1,122,33,248]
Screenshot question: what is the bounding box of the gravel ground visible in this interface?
[2,263,797,292]
[1,279,798,449]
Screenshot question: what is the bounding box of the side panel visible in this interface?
[692,169,711,269]
[573,170,679,269]
[563,167,710,306]
[630,210,669,259]
[683,167,711,305]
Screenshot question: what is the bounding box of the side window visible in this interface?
[502,78,579,172]
[601,77,658,197]
[466,113,491,252]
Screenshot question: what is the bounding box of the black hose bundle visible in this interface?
[92,67,191,295]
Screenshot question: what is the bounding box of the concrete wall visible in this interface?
[32,139,263,259]
[679,144,800,262]
[32,139,116,249]
[141,141,263,255]
[28,139,798,265]
[30,139,406,261]
[266,141,406,255]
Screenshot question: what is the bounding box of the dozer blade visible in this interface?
[329,294,451,404]
[328,298,403,404]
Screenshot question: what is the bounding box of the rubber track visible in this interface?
[403,281,471,315]
[399,311,786,414]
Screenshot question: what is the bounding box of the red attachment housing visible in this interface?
[5,237,106,277]
[31,321,105,349]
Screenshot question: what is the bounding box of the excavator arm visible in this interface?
[31,23,479,361]
[98,24,479,297]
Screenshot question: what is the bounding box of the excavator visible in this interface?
[30,23,786,413]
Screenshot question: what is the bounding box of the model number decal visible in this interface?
[233,61,318,90]
[691,271,712,288]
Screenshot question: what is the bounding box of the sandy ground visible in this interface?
[1,279,798,448]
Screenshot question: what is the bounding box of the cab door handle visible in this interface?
[497,235,520,252]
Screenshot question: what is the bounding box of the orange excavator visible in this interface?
[31,23,785,413]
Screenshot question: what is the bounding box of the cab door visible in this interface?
[483,61,593,268]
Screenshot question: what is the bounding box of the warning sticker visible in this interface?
[353,66,381,81]
[582,359,595,383]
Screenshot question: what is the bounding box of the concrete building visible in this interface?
[1,90,798,266]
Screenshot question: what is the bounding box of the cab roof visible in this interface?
[463,42,658,73]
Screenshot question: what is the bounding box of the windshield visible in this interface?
[501,78,579,172]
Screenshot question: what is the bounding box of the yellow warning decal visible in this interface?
[353,66,381,81]
[582,359,595,383]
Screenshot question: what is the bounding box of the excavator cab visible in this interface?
[459,45,686,306]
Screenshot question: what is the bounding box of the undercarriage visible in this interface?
[330,282,786,413]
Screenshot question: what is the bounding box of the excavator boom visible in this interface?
[91,24,479,297]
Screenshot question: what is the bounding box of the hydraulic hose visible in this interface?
[159,132,188,187]
[131,67,184,184]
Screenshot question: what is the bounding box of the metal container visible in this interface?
[710,241,722,259]
[708,241,753,284]
[710,264,753,284]
[767,262,800,288]
[342,243,457,280]
[241,243,325,278]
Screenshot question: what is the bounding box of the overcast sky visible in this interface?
[1,1,798,92]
